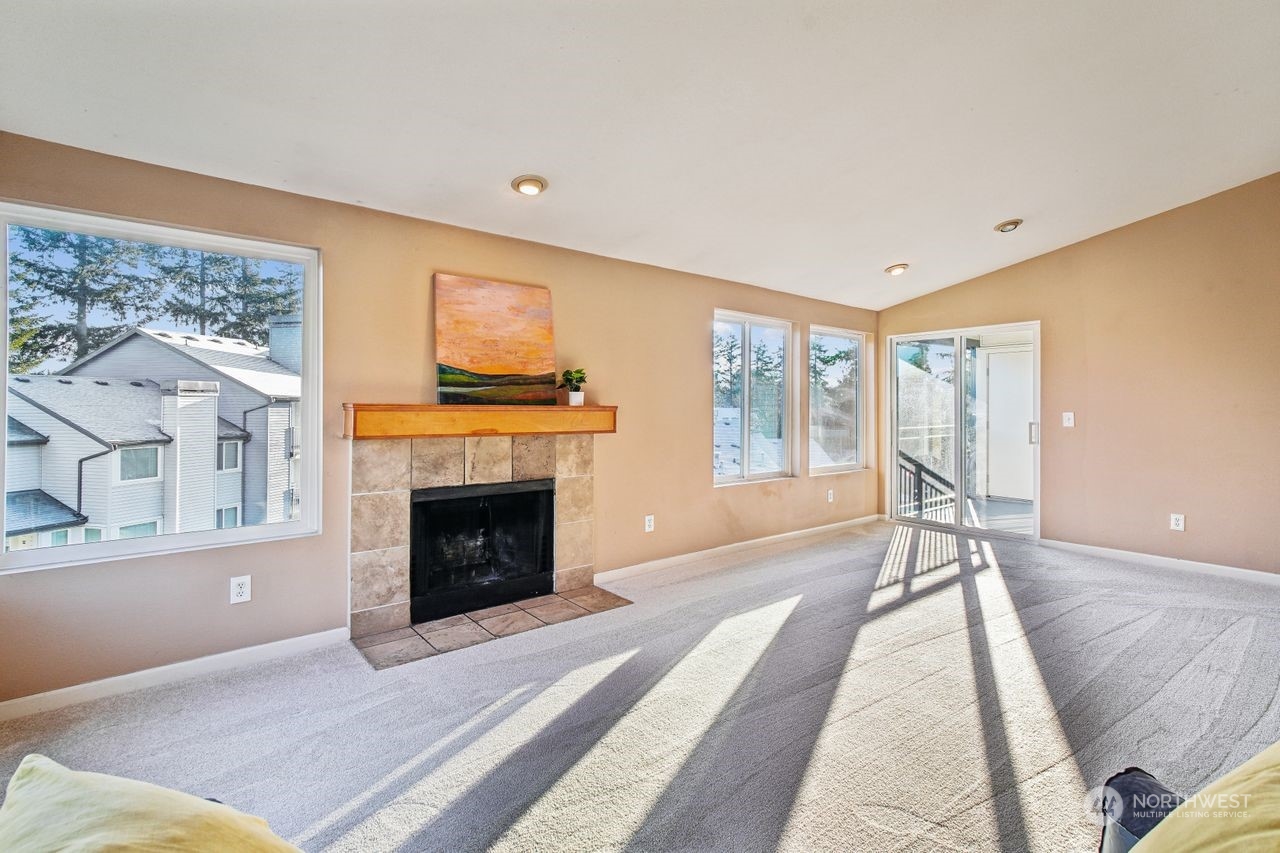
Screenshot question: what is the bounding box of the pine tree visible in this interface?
[147,246,238,335]
[713,331,742,409]
[7,302,53,374]
[209,257,301,345]
[7,227,160,364]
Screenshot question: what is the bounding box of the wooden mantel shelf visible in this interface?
[342,403,617,439]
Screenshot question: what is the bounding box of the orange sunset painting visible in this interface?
[434,274,557,405]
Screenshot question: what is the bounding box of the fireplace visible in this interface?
[410,478,555,622]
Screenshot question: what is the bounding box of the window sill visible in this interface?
[0,520,321,576]
[714,475,796,489]
[809,465,872,477]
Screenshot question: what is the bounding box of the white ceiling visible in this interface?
[2,2,1278,310]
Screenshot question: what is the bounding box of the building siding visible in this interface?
[7,445,41,491]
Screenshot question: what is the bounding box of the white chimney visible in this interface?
[268,314,302,374]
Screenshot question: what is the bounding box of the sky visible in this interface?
[7,225,302,372]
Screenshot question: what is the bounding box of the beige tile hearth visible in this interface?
[524,597,591,624]
[419,621,493,653]
[361,635,437,670]
[412,614,471,633]
[477,609,543,637]
[466,603,519,621]
[355,587,633,670]
[560,586,631,613]
[351,626,418,649]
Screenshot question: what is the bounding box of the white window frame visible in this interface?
[216,440,242,473]
[116,519,161,540]
[713,309,794,485]
[48,529,69,546]
[807,326,867,474]
[215,504,242,529]
[82,527,103,544]
[0,201,323,575]
[115,445,164,484]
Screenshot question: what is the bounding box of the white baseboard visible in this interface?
[597,514,888,583]
[0,627,350,723]
[1040,538,1280,587]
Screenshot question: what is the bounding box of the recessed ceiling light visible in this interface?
[511,175,547,196]
[884,263,910,276]
[995,218,1023,233]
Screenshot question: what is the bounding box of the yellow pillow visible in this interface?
[1135,740,1280,852]
[0,754,299,852]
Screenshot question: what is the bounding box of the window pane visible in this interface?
[225,507,238,527]
[5,219,308,554]
[809,332,860,468]
[748,324,787,475]
[713,319,744,478]
[119,521,158,539]
[50,529,68,546]
[120,447,159,481]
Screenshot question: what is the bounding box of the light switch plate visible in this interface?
[1062,412,1075,427]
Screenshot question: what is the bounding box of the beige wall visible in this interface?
[0,133,877,701]
[878,172,1280,574]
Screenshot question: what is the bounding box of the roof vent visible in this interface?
[13,376,30,383]
[57,378,72,385]
[155,331,172,338]
[95,380,109,386]
[130,381,144,387]
[210,338,222,344]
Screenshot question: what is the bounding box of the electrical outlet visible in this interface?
[827,489,835,503]
[644,514,655,533]
[230,575,252,604]
[1170,514,1185,532]
[1062,412,1075,428]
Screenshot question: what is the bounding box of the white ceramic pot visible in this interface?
[568,391,585,406]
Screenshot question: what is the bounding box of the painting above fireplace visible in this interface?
[434,273,556,405]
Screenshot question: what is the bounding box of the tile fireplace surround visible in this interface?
[348,434,595,637]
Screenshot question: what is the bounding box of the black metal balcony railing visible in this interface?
[897,450,956,523]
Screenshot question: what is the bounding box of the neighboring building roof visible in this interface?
[8,376,172,447]
[217,417,251,441]
[135,329,300,400]
[7,416,48,446]
[6,489,87,535]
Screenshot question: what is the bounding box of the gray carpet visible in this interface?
[2,521,1278,852]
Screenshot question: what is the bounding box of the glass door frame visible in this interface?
[885,321,1041,540]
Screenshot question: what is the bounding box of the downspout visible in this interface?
[77,446,114,514]
[242,401,271,520]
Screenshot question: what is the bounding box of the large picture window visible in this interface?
[1,202,321,569]
[809,327,863,470]
[713,311,791,482]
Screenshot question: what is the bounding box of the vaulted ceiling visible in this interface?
[2,1,1278,309]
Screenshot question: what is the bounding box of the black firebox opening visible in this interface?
[410,478,554,623]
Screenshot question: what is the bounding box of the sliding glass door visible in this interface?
[892,327,1038,537]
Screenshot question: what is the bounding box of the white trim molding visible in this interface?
[1041,538,1280,587]
[596,513,888,584]
[0,627,349,723]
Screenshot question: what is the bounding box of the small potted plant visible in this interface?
[558,368,587,406]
